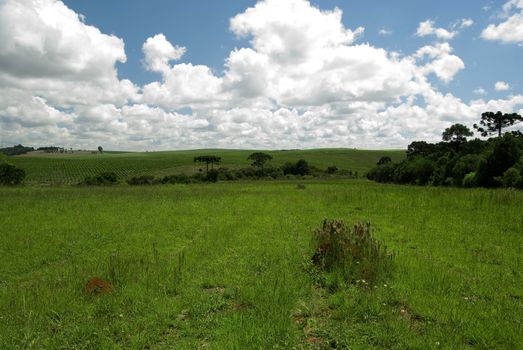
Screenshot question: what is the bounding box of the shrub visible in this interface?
[281,160,310,176]
[80,172,118,186]
[162,174,191,184]
[502,168,521,188]
[452,154,483,186]
[311,219,393,285]
[205,169,219,182]
[377,156,392,166]
[462,172,478,188]
[99,172,117,183]
[294,159,310,176]
[127,175,155,185]
[367,163,396,183]
[326,165,338,174]
[216,168,237,181]
[0,163,26,185]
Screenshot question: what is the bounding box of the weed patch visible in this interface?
[311,219,393,285]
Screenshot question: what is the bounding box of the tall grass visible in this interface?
[312,219,393,285]
[0,180,522,348]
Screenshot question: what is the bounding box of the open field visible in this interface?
[1,180,522,349]
[9,149,405,185]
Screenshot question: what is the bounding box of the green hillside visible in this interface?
[10,148,405,185]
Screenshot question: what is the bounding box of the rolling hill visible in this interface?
[10,148,405,184]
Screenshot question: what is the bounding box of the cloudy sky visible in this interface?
[1,0,522,151]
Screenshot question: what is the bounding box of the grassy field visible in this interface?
[1,180,522,349]
[9,149,405,185]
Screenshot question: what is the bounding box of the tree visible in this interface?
[406,141,437,159]
[294,159,310,176]
[0,162,26,185]
[442,123,473,143]
[193,155,221,173]
[477,133,521,187]
[473,111,523,138]
[247,152,272,175]
[98,146,103,154]
[377,156,392,166]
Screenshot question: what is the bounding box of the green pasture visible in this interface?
[9,149,405,184]
[1,180,521,349]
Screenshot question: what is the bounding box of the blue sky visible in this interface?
[1,0,522,150]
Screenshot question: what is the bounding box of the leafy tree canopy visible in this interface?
[377,156,392,166]
[193,155,221,172]
[247,152,272,168]
[442,123,473,143]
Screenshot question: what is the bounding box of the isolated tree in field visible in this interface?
[98,146,103,154]
[473,111,523,137]
[377,156,392,166]
[193,155,221,173]
[248,152,272,175]
[442,123,473,143]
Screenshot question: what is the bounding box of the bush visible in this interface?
[451,154,483,186]
[80,172,118,186]
[367,163,396,183]
[205,169,219,182]
[0,163,26,185]
[127,175,155,185]
[281,159,310,176]
[502,168,521,188]
[462,172,478,188]
[326,165,338,174]
[162,174,191,184]
[311,219,393,285]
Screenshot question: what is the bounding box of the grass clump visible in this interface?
[312,219,393,285]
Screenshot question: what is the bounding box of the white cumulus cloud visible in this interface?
[481,0,523,44]
[495,81,511,91]
[474,87,487,95]
[142,34,186,73]
[0,0,522,151]
[416,20,457,40]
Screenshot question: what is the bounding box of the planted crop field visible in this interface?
[10,149,405,185]
[1,180,522,349]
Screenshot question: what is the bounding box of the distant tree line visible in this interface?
[367,111,523,189]
[124,152,358,186]
[0,144,34,156]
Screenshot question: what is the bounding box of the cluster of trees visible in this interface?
[38,146,77,154]
[368,111,523,189]
[0,154,26,185]
[0,144,34,156]
[125,152,357,186]
[193,155,221,172]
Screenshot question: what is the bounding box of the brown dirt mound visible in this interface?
[84,277,113,295]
